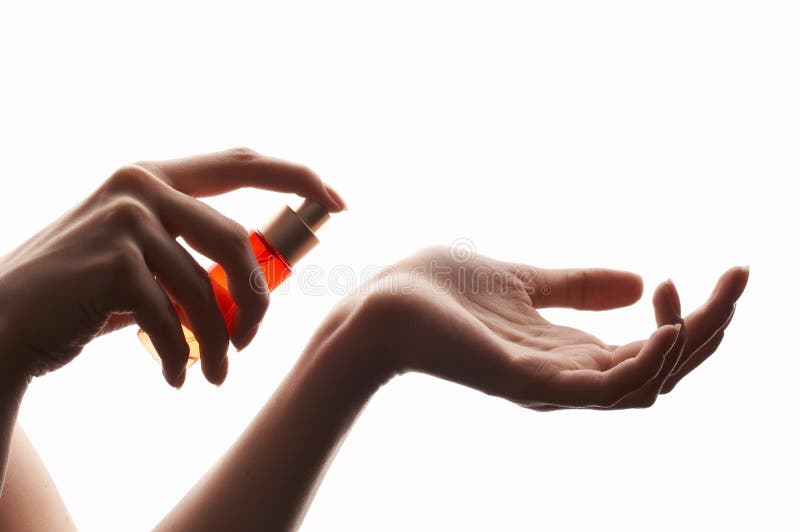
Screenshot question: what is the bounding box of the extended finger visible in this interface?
[138,147,344,212]
[683,266,749,354]
[515,267,644,311]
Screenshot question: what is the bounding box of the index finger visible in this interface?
[137,147,345,212]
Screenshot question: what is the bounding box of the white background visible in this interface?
[1,1,798,530]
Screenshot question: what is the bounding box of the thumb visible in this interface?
[520,267,644,310]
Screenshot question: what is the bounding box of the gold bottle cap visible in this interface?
[260,199,330,266]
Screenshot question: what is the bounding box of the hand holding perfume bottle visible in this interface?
[0,150,750,532]
[138,199,331,368]
[0,148,345,388]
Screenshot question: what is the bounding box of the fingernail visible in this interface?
[325,184,347,211]
[732,266,750,301]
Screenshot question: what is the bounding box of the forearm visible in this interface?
[155,304,394,531]
[0,360,28,496]
[0,278,29,494]
[0,425,78,532]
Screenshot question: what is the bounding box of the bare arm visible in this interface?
[154,250,749,531]
[0,148,345,497]
[0,424,77,532]
[0,350,26,497]
[0,149,747,530]
[154,303,390,531]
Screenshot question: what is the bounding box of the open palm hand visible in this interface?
[359,246,748,410]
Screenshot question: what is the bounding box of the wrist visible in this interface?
[299,294,405,399]
[342,290,434,377]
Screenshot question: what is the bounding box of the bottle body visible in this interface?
[137,230,293,365]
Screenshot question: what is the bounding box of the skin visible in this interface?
[0,149,749,530]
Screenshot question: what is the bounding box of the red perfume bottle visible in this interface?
[138,199,330,366]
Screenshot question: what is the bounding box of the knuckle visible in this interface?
[217,221,256,271]
[108,239,143,279]
[227,221,252,254]
[301,167,326,193]
[511,265,539,289]
[227,146,259,164]
[287,163,323,192]
[102,164,158,195]
[298,164,321,183]
[104,197,153,231]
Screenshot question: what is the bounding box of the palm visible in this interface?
[377,247,748,410]
[461,290,611,369]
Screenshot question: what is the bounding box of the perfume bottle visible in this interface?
[138,199,330,366]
